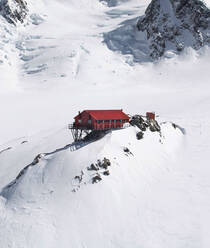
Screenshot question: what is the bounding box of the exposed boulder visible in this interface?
[123,147,134,155]
[92,174,102,184]
[149,119,161,132]
[130,114,161,140]
[136,131,144,140]
[103,170,110,176]
[88,163,99,171]
[130,114,161,134]
[130,115,148,131]
[74,171,84,184]
[98,158,111,169]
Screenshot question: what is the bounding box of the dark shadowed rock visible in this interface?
[130,115,147,131]
[137,0,210,59]
[149,119,161,132]
[103,170,110,176]
[0,0,28,25]
[88,163,99,171]
[136,131,144,140]
[92,174,102,184]
[130,114,161,133]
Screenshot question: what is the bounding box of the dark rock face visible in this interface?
[130,115,148,131]
[92,174,102,184]
[0,0,28,24]
[136,131,144,140]
[130,114,161,139]
[123,147,133,156]
[137,0,210,59]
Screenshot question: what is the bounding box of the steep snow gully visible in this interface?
[1,0,210,247]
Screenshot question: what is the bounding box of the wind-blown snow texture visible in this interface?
[1,0,210,247]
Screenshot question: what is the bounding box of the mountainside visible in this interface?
[137,0,210,59]
[0,121,186,247]
[1,0,210,247]
[105,0,210,61]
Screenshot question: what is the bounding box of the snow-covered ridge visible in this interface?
[1,120,184,203]
[0,120,185,247]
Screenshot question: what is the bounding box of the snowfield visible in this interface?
[0,123,186,248]
[1,0,210,247]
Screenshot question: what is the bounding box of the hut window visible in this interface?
[88,120,92,124]
[78,119,82,123]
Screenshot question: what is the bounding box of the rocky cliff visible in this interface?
[137,0,210,59]
[0,0,28,24]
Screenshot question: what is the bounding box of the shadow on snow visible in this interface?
[103,17,151,63]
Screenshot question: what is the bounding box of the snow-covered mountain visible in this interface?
[137,0,210,59]
[105,0,210,61]
[1,0,210,247]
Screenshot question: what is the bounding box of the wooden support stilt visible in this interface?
[69,124,92,142]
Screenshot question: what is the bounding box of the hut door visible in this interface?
[100,121,103,130]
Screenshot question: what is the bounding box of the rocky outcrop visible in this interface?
[0,0,28,24]
[130,114,161,133]
[130,114,161,140]
[137,0,210,59]
[73,158,112,190]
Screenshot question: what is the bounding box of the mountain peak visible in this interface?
[137,0,210,59]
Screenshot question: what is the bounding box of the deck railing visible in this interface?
[68,122,129,131]
[68,123,94,130]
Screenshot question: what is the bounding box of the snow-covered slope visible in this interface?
[1,0,210,247]
[0,121,186,248]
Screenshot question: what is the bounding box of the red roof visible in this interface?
[76,110,129,120]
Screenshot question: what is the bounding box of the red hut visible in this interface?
[74,109,130,130]
[146,112,155,120]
